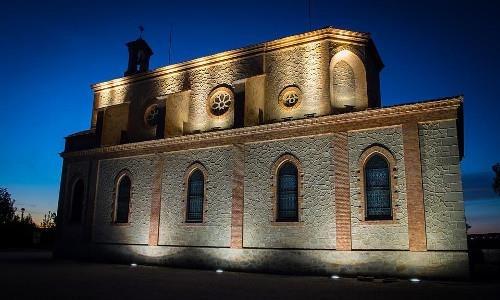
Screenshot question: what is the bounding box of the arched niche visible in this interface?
[330,50,368,112]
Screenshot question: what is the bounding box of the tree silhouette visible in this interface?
[493,163,500,196]
[0,188,17,224]
[41,211,57,229]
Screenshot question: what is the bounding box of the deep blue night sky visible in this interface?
[0,0,499,232]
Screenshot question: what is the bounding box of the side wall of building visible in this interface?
[158,147,234,247]
[58,117,469,278]
[419,120,468,250]
[58,160,90,245]
[243,136,335,249]
[348,126,409,250]
[93,155,156,245]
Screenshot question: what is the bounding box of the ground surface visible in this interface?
[0,251,499,300]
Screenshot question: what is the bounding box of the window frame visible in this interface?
[112,170,133,225]
[183,163,208,225]
[358,145,398,224]
[69,177,85,224]
[270,154,304,225]
[206,86,234,119]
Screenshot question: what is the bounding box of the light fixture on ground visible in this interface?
[216,269,224,273]
[130,263,137,267]
[330,275,340,279]
[409,278,421,283]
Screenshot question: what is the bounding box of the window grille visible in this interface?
[187,170,204,222]
[365,155,392,220]
[277,162,298,221]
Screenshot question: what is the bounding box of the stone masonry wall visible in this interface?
[93,155,156,244]
[61,160,90,243]
[348,126,409,250]
[264,40,331,121]
[158,147,233,247]
[95,55,263,139]
[419,120,467,250]
[90,244,470,279]
[244,136,335,249]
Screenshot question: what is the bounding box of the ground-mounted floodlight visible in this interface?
[330,275,340,279]
[409,278,420,283]
[215,269,224,273]
[130,263,138,267]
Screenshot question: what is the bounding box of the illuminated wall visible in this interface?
[56,29,469,278]
[93,156,157,245]
[264,40,331,121]
[89,28,381,144]
[330,49,368,111]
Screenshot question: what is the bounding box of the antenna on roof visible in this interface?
[139,25,144,38]
[307,0,312,30]
[168,24,173,64]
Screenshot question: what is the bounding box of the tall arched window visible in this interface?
[115,175,131,223]
[365,154,392,220]
[70,179,84,223]
[186,169,204,222]
[277,162,299,222]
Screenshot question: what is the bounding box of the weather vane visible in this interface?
[139,25,144,38]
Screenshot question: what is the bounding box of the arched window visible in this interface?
[364,154,392,220]
[277,162,299,222]
[70,179,84,223]
[186,169,204,222]
[115,175,131,223]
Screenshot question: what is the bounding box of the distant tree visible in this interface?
[493,163,500,196]
[0,188,17,224]
[41,211,57,229]
[21,213,35,226]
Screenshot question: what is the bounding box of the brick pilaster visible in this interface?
[333,132,352,251]
[148,156,163,246]
[230,144,245,248]
[402,122,427,251]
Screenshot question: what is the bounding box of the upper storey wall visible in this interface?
[90,29,383,144]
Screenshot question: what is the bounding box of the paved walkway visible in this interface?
[0,251,499,299]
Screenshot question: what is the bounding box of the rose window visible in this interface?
[283,92,299,107]
[144,104,160,127]
[279,86,302,109]
[209,89,232,116]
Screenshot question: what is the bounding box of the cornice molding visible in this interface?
[91,27,371,92]
[61,97,462,160]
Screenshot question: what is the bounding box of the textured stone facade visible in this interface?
[264,40,331,121]
[244,136,335,249]
[57,27,468,278]
[419,120,467,250]
[348,126,409,250]
[89,244,469,279]
[93,155,156,245]
[158,147,233,247]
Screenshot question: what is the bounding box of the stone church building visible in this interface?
[56,27,468,278]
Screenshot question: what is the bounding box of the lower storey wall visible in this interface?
[75,244,469,279]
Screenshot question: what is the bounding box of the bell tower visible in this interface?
[124,29,153,76]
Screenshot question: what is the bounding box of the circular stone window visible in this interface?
[208,87,233,117]
[279,86,302,110]
[144,104,160,128]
